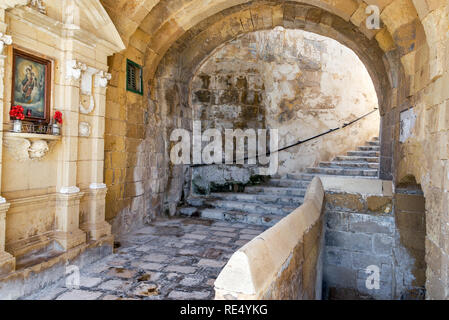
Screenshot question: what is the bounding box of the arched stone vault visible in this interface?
[101,0,449,299]
[144,0,419,183]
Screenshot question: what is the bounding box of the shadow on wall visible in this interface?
[394,175,426,300]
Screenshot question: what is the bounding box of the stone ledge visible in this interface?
[320,176,393,196]
[0,234,113,300]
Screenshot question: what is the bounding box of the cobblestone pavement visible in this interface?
[26,217,267,300]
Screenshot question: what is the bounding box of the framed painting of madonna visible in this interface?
[11,49,51,123]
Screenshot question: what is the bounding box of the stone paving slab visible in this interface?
[25,217,266,300]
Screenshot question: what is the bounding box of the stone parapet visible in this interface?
[214,177,325,300]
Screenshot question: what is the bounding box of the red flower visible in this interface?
[53,111,63,124]
[9,105,25,120]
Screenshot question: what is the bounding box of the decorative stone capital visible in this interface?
[0,33,12,57]
[95,70,112,88]
[66,59,87,81]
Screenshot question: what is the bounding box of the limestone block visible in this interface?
[380,0,418,34]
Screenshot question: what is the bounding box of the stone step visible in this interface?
[347,150,380,157]
[179,207,281,227]
[204,199,297,216]
[334,155,380,163]
[210,192,304,206]
[244,186,307,197]
[266,178,311,188]
[358,145,380,151]
[305,167,378,177]
[319,161,379,169]
[270,173,315,181]
[177,137,383,227]
[286,173,316,181]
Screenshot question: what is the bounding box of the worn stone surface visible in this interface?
[25,217,266,300]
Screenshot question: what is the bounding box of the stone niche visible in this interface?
[0,0,124,299]
[190,28,380,192]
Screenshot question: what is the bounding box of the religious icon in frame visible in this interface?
[11,49,51,123]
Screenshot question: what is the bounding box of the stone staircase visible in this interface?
[179,137,380,227]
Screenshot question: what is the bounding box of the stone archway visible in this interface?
[102,0,449,299]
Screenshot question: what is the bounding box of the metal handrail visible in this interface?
[191,108,379,167]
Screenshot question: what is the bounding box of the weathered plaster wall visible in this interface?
[190,28,379,189]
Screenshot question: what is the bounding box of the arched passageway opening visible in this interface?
[188,27,380,192]
[103,0,449,300]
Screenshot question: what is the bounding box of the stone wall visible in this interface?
[105,48,152,235]
[190,28,379,189]
[214,177,324,300]
[105,29,193,235]
[323,178,425,300]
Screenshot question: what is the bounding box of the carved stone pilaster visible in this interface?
[80,184,111,241]
[54,190,86,250]
[0,201,14,276]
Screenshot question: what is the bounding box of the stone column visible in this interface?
[0,200,13,276]
[79,70,112,241]
[0,27,14,275]
[54,58,87,250]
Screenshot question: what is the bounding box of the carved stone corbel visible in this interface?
[0,33,12,57]
[95,70,112,88]
[66,59,87,81]
[3,133,60,161]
